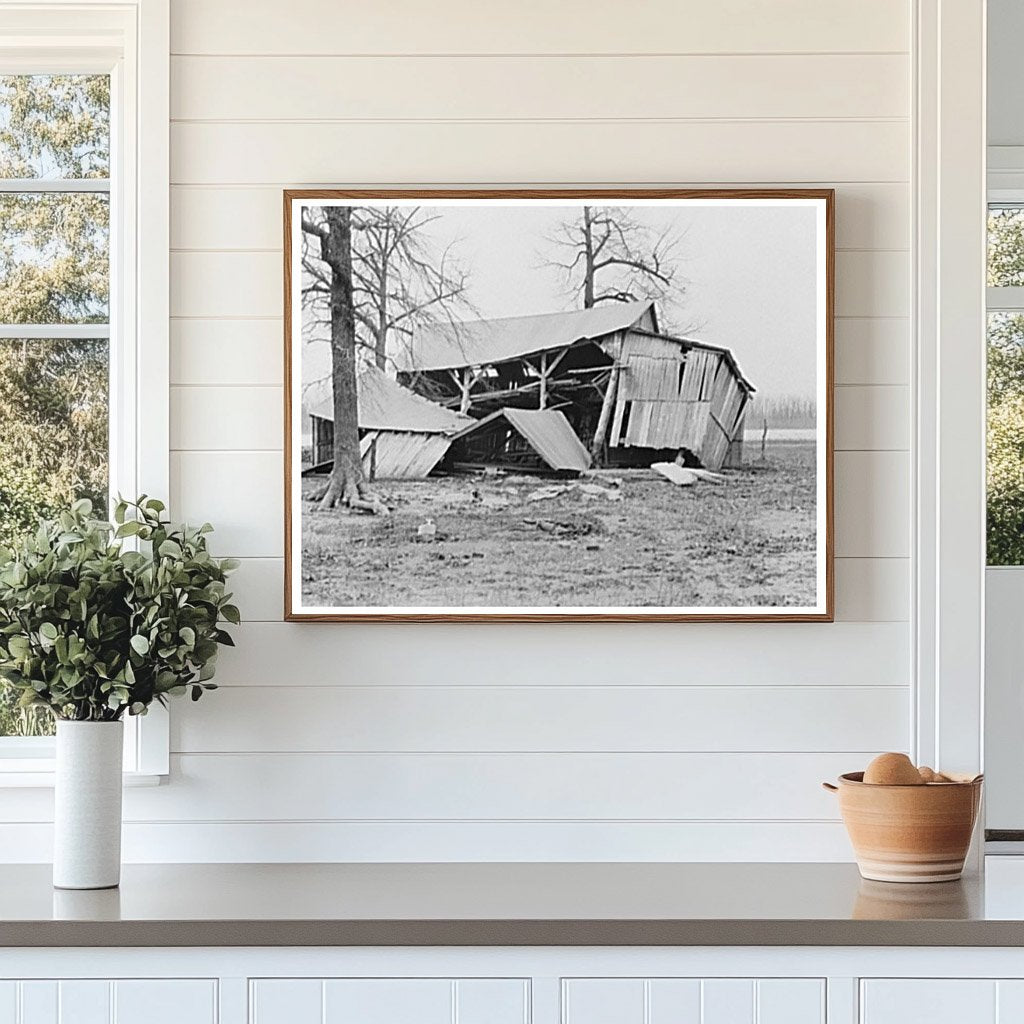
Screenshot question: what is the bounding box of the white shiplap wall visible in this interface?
[1,0,915,862]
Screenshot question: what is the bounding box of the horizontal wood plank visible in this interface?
[170,120,910,186]
[835,251,909,318]
[170,684,909,753]
[171,385,281,450]
[170,319,284,386]
[833,557,909,622]
[209,620,910,686]
[170,451,283,557]
[171,54,909,122]
[170,0,910,56]
[833,385,910,450]
[834,318,909,385]
[171,251,280,317]
[834,451,910,558]
[114,751,867,821]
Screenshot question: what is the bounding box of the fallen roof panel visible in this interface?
[304,363,472,434]
[455,407,592,473]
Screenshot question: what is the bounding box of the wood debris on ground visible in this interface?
[650,462,729,488]
[526,481,622,503]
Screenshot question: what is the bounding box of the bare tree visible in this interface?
[353,206,474,370]
[301,207,384,513]
[302,206,473,372]
[545,206,687,315]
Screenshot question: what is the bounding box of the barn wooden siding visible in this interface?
[702,358,751,470]
[607,331,751,470]
[359,431,453,480]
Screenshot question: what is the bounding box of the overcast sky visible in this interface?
[302,201,820,400]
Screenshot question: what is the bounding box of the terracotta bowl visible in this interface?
[823,772,983,883]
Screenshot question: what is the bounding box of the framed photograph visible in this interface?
[284,189,833,622]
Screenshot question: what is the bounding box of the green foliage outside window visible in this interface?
[0,75,110,735]
[988,209,1024,565]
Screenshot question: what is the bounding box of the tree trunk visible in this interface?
[374,224,389,369]
[582,206,596,309]
[312,207,385,513]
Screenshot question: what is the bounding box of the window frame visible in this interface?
[0,0,169,782]
[987,199,1024,316]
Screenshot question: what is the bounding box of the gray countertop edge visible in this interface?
[2,919,1022,948]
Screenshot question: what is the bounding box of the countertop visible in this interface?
[5,861,1024,947]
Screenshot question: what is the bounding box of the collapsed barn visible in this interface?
[303,301,755,481]
[394,300,755,473]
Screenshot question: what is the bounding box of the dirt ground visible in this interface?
[300,441,818,609]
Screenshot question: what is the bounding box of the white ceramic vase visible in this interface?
[53,720,124,890]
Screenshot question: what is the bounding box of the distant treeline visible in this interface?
[746,395,816,429]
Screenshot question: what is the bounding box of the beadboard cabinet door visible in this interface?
[0,980,217,1024]
[561,978,825,1024]
[249,978,529,1024]
[860,979,1024,1024]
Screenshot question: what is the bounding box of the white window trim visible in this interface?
[983,177,1024,841]
[914,0,987,810]
[0,0,169,783]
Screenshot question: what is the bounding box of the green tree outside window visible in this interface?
[0,75,110,736]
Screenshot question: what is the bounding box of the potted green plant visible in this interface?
[0,497,239,889]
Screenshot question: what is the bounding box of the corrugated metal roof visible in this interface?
[455,408,592,473]
[392,301,655,372]
[304,363,472,434]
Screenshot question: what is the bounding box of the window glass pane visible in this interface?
[0,74,109,179]
[0,338,107,739]
[0,192,109,323]
[988,206,1024,288]
[987,312,1024,565]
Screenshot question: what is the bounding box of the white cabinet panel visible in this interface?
[563,978,824,1024]
[0,981,217,1024]
[250,979,322,1024]
[563,980,645,1024]
[58,982,109,1024]
[0,985,13,1024]
[861,981,997,1023]
[757,979,825,1024]
[251,979,527,1024]
[18,983,55,1024]
[113,981,217,1024]
[998,981,1024,1022]
[323,980,451,1024]
[455,980,529,1024]
[864,980,1024,1024]
[647,980,702,1022]
[702,980,754,1024]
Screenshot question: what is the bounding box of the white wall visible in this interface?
[4,0,915,862]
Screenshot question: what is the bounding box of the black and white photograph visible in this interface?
[285,191,833,621]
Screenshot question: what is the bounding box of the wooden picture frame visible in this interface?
[284,189,834,622]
